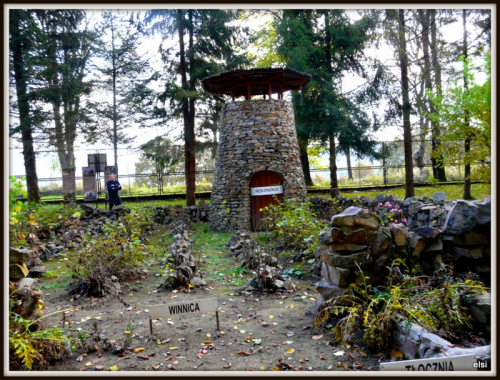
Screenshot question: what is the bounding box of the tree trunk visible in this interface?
[429,9,447,181]
[177,10,196,206]
[398,10,414,198]
[111,14,118,172]
[462,10,472,200]
[298,137,313,186]
[329,134,339,198]
[10,11,41,203]
[345,147,353,181]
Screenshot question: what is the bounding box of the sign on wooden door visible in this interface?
[250,171,283,231]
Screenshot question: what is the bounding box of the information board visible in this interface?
[380,354,477,371]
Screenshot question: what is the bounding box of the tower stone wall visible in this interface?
[209,99,307,232]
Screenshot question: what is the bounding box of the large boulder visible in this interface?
[331,206,382,230]
[442,200,478,234]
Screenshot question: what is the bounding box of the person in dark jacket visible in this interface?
[106,173,122,209]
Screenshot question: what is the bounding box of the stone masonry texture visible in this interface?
[209,99,307,232]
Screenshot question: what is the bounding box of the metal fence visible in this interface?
[9,139,489,198]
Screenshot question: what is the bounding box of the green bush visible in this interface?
[65,211,153,296]
[261,197,327,255]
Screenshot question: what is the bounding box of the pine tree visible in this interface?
[145,9,250,206]
[85,10,156,172]
[33,10,94,199]
[9,9,42,203]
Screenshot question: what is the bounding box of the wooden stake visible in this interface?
[216,311,220,331]
[149,318,153,335]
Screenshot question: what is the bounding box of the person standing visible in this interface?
[106,173,122,209]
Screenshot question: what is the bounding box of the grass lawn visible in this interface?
[121,183,491,209]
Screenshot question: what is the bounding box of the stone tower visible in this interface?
[202,68,310,232]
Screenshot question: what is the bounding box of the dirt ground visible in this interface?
[36,257,389,373]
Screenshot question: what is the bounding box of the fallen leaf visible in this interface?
[286,348,295,354]
[109,365,119,371]
[286,331,294,337]
[223,363,232,369]
[202,340,212,344]
[342,363,349,370]
[169,347,178,350]
[206,333,211,338]
[76,355,84,362]
[390,350,403,359]
[348,352,356,360]
[92,357,103,364]
[134,347,145,353]
[354,361,363,369]
[236,351,252,356]
[269,315,274,319]
[252,338,261,345]
[95,365,104,371]
[271,366,281,371]
[259,365,267,370]
[244,337,253,342]
[320,355,327,360]
[360,351,367,357]
[334,350,345,356]
[137,355,149,360]
[85,362,93,367]
[312,335,323,340]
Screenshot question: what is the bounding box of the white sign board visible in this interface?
[380,354,477,371]
[251,185,283,196]
[149,298,217,319]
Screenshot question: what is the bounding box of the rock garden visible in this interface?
[8,190,491,372]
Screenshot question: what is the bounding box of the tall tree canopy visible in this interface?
[85,10,156,171]
[145,9,251,205]
[273,9,381,193]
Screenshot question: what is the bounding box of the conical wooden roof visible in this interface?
[202,68,311,100]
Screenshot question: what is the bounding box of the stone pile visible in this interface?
[153,201,210,229]
[227,231,263,264]
[308,197,340,222]
[163,231,206,288]
[313,196,491,303]
[313,206,394,302]
[9,246,47,280]
[227,231,295,292]
[80,203,130,220]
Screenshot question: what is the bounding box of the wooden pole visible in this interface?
[149,318,153,335]
[216,311,220,331]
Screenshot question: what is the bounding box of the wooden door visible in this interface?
[250,171,283,231]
